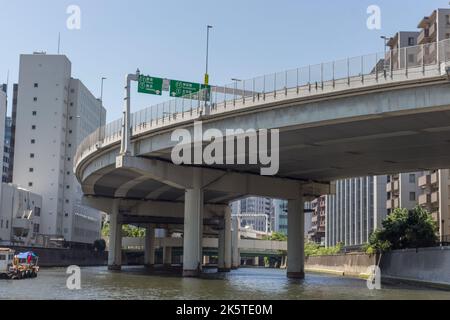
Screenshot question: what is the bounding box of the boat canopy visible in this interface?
[16,252,38,259]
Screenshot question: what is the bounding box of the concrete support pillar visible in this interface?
[163,246,172,267]
[144,224,155,268]
[108,200,122,270]
[253,256,259,267]
[287,196,305,279]
[231,216,241,269]
[183,168,204,277]
[224,206,232,271]
[218,226,225,270]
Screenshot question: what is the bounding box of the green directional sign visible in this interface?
[169,80,210,99]
[138,75,163,95]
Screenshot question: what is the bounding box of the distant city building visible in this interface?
[386,172,423,214]
[272,199,287,235]
[0,183,42,246]
[231,197,273,233]
[325,176,387,248]
[387,31,420,69]
[13,53,106,245]
[3,117,13,183]
[0,86,6,196]
[417,8,450,45]
[308,196,326,244]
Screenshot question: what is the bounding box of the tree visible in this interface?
[263,232,287,241]
[366,206,438,253]
[101,223,146,238]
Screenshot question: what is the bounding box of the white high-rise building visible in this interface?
[325,176,388,247]
[13,53,106,245]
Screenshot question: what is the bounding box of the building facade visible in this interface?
[386,172,423,214]
[418,169,450,241]
[0,183,42,246]
[12,53,106,245]
[308,196,326,244]
[325,176,387,248]
[231,197,273,233]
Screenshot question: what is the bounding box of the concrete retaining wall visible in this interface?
[380,246,450,287]
[11,246,107,267]
[305,253,377,277]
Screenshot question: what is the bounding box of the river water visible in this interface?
[0,266,449,300]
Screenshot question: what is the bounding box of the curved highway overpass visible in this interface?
[75,39,450,278]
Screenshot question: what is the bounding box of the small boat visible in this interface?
[0,248,39,280]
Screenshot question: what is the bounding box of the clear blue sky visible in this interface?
[0,0,448,121]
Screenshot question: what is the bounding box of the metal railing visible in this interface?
[74,39,450,169]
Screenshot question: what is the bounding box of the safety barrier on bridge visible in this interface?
[74,39,450,169]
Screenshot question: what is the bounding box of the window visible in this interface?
[28,182,33,187]
[35,208,41,217]
[31,125,36,130]
[31,139,35,144]
[409,192,416,201]
[30,153,34,158]
[33,224,40,233]
[408,54,415,64]
[32,111,37,116]
[446,15,450,25]
[33,97,37,102]
[29,168,34,172]
[409,174,416,183]
[34,83,38,88]
[408,37,415,46]
[425,28,429,37]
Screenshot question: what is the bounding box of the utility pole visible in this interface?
[204,25,213,86]
[120,69,140,156]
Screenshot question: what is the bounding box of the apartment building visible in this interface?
[13,53,106,245]
[325,176,387,248]
[417,8,450,63]
[418,170,450,241]
[3,84,18,183]
[308,196,326,244]
[386,172,423,215]
[387,31,420,69]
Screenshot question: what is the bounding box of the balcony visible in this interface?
[393,198,399,208]
[386,182,392,193]
[418,174,431,188]
[431,172,439,185]
[419,194,431,206]
[386,199,392,210]
[431,191,439,204]
[418,30,432,45]
[431,212,440,222]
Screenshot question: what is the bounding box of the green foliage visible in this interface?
[101,223,146,238]
[93,239,106,252]
[365,206,438,253]
[304,242,342,257]
[263,232,287,241]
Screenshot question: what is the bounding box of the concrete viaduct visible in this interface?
[75,39,450,278]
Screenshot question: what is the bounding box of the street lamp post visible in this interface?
[205,25,213,86]
[99,77,106,139]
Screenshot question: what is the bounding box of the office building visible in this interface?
[308,196,326,244]
[13,53,106,245]
[325,176,387,248]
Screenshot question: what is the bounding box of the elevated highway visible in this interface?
[75,39,450,278]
